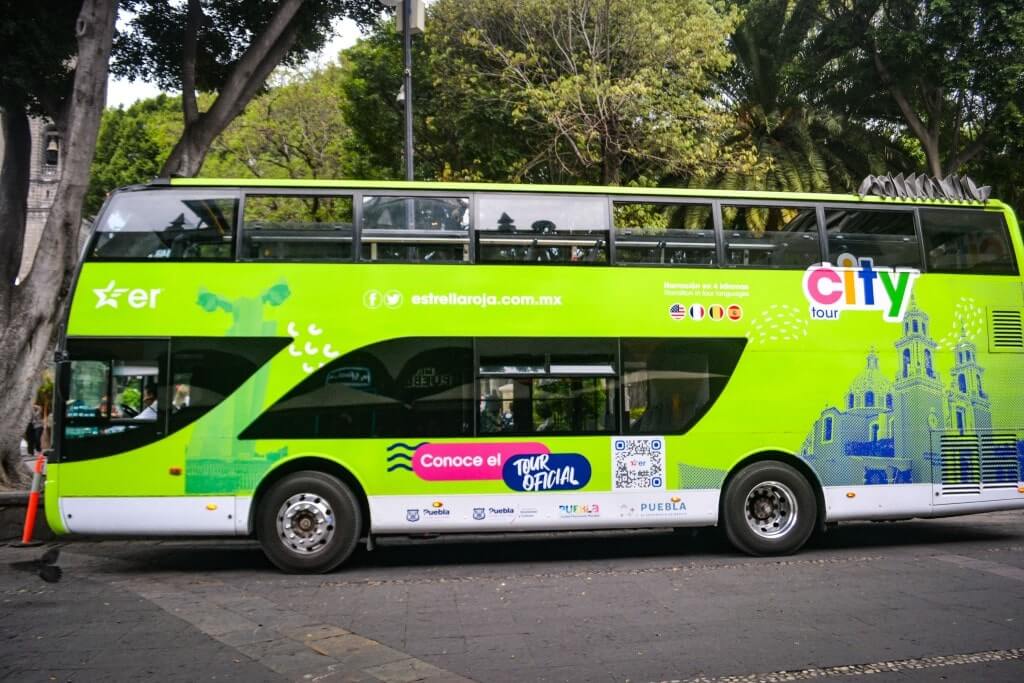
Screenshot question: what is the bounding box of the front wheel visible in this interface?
[721,461,817,556]
[257,471,362,573]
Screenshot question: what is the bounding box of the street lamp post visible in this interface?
[381,0,423,181]
[401,0,413,181]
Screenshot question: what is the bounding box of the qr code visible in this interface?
[612,437,665,491]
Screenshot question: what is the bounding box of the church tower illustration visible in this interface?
[799,299,1001,486]
[890,298,945,482]
[946,328,992,435]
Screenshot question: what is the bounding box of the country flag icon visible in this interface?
[688,303,706,320]
[709,304,725,321]
[669,303,686,320]
[727,304,743,321]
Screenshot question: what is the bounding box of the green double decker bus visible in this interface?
[48,178,1024,572]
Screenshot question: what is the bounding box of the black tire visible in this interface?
[721,461,817,556]
[257,471,363,573]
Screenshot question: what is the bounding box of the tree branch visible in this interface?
[204,0,306,125]
[873,46,941,176]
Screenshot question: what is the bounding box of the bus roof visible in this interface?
[163,177,1009,211]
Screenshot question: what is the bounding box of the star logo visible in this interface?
[94,280,128,308]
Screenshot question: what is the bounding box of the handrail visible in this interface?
[248,234,351,242]
[616,240,714,249]
[478,236,607,248]
[362,235,470,244]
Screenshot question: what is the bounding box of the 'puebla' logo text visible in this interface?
[802,254,918,322]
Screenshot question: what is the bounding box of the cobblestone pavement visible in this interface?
[2,511,1023,682]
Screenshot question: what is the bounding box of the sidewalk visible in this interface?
[0,544,282,682]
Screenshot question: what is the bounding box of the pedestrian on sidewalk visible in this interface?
[25,403,43,455]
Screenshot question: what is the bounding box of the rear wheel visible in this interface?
[722,461,816,556]
[257,471,362,573]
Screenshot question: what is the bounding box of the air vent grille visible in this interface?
[989,309,1024,352]
[940,434,980,495]
[939,432,1020,496]
[980,433,1020,490]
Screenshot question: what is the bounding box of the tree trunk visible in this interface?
[601,148,621,186]
[0,108,31,295]
[161,117,222,177]
[922,136,943,178]
[0,0,117,489]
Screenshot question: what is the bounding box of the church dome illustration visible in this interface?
[845,347,893,411]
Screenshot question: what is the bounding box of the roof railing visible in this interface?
[857,173,991,203]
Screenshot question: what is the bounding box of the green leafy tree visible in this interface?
[707,0,911,194]
[203,66,353,180]
[86,95,183,215]
[113,0,381,177]
[814,0,1024,178]
[341,0,755,185]
[339,20,531,182]
[431,0,752,185]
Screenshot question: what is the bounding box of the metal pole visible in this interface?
[402,0,414,181]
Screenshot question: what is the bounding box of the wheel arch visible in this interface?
[248,456,370,537]
[720,450,826,530]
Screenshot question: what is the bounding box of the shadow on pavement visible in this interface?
[62,515,1021,576]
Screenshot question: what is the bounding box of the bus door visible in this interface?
[58,338,176,500]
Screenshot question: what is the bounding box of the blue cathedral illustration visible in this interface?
[800,298,994,486]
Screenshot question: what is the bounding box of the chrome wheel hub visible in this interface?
[277,493,335,555]
[744,480,798,539]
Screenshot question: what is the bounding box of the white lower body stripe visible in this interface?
[60,496,250,536]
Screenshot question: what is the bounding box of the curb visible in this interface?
[0,490,54,542]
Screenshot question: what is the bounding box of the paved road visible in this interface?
[2,511,1023,682]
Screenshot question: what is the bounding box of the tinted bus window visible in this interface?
[723,205,819,268]
[824,209,920,268]
[477,194,609,264]
[242,339,475,439]
[919,208,1017,275]
[613,202,715,266]
[242,194,353,260]
[62,337,287,460]
[477,338,617,435]
[91,191,236,260]
[362,196,470,262]
[622,338,746,435]
[62,338,168,460]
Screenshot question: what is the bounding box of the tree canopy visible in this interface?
[812,0,1024,178]
[112,0,382,177]
[428,0,754,185]
[203,66,353,180]
[86,95,182,214]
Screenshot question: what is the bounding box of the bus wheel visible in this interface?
[257,471,362,573]
[722,461,816,556]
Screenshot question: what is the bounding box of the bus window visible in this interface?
[723,205,819,269]
[621,338,745,435]
[241,338,474,439]
[477,338,617,435]
[612,202,716,266]
[824,209,920,268]
[919,208,1017,275]
[361,196,469,262]
[242,194,353,260]
[476,194,609,264]
[62,339,168,460]
[90,190,236,260]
